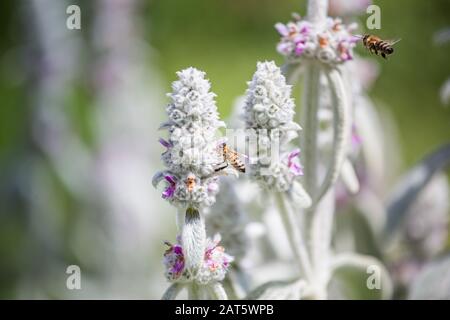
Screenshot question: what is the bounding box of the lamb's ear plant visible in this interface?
[153,68,235,300]
[245,0,392,299]
[154,0,395,300]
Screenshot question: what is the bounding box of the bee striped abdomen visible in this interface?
[361,34,399,59]
[224,145,246,173]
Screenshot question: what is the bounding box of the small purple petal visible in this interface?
[288,149,301,161]
[277,42,292,55]
[291,164,304,176]
[287,149,303,176]
[172,260,184,274]
[275,23,289,37]
[350,36,360,44]
[208,182,219,193]
[164,175,176,185]
[173,245,183,255]
[352,125,362,147]
[159,138,172,148]
[162,185,175,199]
[295,42,306,55]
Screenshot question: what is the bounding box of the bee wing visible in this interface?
[387,38,402,46]
[228,147,248,159]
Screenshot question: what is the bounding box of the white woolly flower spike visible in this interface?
[275,16,358,65]
[244,62,309,202]
[153,67,226,209]
[245,61,301,137]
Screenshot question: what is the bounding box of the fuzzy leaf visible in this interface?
[385,144,450,238]
[245,279,308,300]
[340,158,360,194]
[329,253,393,300]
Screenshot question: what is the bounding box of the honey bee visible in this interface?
[360,34,401,59]
[185,174,196,192]
[214,143,246,174]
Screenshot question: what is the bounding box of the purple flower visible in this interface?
[275,23,289,37]
[295,42,306,55]
[162,175,176,199]
[159,138,173,149]
[298,21,311,34]
[287,149,304,176]
[173,244,183,255]
[164,240,185,279]
[277,41,292,55]
[163,235,233,283]
[172,260,184,274]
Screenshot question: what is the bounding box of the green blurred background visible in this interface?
[0,0,449,298]
[147,0,450,166]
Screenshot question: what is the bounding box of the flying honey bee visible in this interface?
[214,142,246,174]
[185,174,196,192]
[359,34,401,59]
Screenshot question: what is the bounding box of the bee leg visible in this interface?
[381,52,387,59]
[214,162,228,172]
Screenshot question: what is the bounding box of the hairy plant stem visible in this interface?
[161,283,184,300]
[301,62,322,199]
[207,282,228,300]
[188,282,200,300]
[314,68,350,205]
[182,207,206,277]
[275,192,313,282]
[307,0,328,27]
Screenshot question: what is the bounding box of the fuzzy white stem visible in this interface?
[281,63,304,85]
[275,192,313,281]
[314,68,351,205]
[181,207,206,277]
[161,283,184,300]
[307,0,328,27]
[310,188,335,294]
[176,207,185,232]
[341,158,360,194]
[207,282,228,300]
[187,282,200,300]
[301,63,321,198]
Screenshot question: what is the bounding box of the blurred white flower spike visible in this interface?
[153,67,227,210]
[275,16,358,65]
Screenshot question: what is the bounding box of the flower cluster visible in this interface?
[163,235,234,284]
[275,16,358,64]
[153,68,225,209]
[244,61,304,192]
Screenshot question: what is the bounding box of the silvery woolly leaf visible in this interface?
[384,144,450,238]
[152,171,166,188]
[334,206,383,258]
[408,255,450,300]
[280,62,303,85]
[245,279,308,300]
[329,253,393,300]
[290,181,312,209]
[340,158,360,195]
